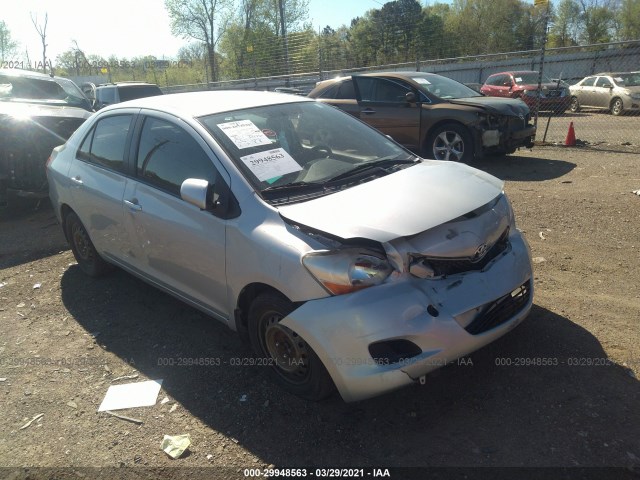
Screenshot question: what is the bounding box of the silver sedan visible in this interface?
[47,91,533,401]
[569,72,640,115]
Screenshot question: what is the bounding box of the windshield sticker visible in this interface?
[413,77,431,85]
[240,148,302,181]
[261,128,278,143]
[217,120,272,150]
[515,77,523,83]
[615,77,624,82]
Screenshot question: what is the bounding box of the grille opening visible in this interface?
[369,339,422,365]
[465,280,531,335]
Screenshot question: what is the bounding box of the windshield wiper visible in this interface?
[261,181,324,194]
[324,157,418,184]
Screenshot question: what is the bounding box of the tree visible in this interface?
[549,0,582,47]
[618,0,640,40]
[578,0,616,44]
[0,21,18,63]
[30,12,49,73]
[165,0,233,83]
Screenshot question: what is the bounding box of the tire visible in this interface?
[65,211,112,277]
[426,123,474,163]
[570,96,580,113]
[610,98,623,116]
[248,293,335,401]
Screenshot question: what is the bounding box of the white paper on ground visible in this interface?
[218,119,272,150]
[98,379,163,412]
[240,147,302,181]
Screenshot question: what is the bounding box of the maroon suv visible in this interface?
[481,71,570,113]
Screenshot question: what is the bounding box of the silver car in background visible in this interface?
[569,72,640,115]
[47,91,533,402]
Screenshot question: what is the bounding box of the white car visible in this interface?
[47,91,533,402]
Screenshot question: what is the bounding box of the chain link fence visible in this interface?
[163,40,640,151]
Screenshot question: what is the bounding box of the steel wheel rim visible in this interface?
[260,311,310,383]
[570,98,579,111]
[433,131,464,161]
[71,223,92,261]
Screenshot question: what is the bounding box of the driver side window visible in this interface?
[136,117,217,197]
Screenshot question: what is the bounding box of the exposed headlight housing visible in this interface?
[302,249,393,295]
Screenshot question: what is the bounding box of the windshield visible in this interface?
[0,74,92,111]
[414,75,481,99]
[199,101,413,199]
[613,73,640,87]
[513,73,553,85]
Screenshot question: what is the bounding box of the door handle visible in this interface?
[361,108,376,115]
[124,199,142,211]
[70,176,83,185]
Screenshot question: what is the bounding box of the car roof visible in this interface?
[0,68,68,82]
[101,90,313,118]
[97,82,158,87]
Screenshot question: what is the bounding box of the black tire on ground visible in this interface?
[425,123,474,163]
[64,211,112,277]
[610,97,624,116]
[248,293,335,401]
[570,96,580,113]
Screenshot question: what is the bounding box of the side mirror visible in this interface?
[405,91,417,103]
[181,178,215,210]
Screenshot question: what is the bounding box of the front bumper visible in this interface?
[281,233,533,402]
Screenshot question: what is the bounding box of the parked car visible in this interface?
[569,72,640,115]
[481,71,570,114]
[308,72,535,163]
[0,69,92,206]
[47,91,533,402]
[83,82,163,110]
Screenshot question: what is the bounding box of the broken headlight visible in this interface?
[302,249,393,295]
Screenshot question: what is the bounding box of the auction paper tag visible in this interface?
[413,77,431,85]
[515,77,523,82]
[218,120,272,150]
[240,148,302,181]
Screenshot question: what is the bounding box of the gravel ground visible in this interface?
[0,145,639,479]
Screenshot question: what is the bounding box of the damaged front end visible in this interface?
[476,111,536,154]
[280,193,533,401]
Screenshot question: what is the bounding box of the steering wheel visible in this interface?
[310,144,332,158]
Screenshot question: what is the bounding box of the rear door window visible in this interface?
[77,115,133,172]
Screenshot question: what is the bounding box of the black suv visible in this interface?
[0,69,92,206]
[85,82,163,110]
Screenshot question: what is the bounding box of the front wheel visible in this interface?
[65,212,112,277]
[610,98,623,116]
[426,123,474,163]
[248,293,334,401]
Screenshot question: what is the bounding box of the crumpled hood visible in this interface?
[278,161,504,243]
[448,96,530,116]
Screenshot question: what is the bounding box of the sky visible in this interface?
[2,0,418,65]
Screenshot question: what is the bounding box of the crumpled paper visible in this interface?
[161,434,191,459]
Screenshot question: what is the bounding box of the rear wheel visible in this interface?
[610,98,623,116]
[426,123,474,163]
[570,96,580,113]
[65,212,112,277]
[248,293,334,401]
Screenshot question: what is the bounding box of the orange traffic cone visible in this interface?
[565,122,576,146]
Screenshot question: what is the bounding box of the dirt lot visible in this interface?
[0,145,639,479]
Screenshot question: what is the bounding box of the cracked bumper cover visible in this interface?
[280,233,533,402]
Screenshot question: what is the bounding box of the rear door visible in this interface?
[316,79,360,119]
[577,77,597,106]
[122,112,230,318]
[352,76,421,151]
[67,112,136,262]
